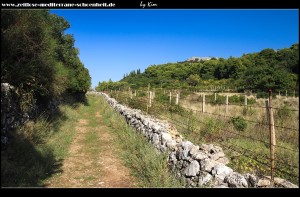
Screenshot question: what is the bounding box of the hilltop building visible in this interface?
[187,56,218,62]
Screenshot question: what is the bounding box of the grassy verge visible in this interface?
[1,102,86,187]
[96,94,185,188]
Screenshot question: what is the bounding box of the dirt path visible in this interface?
[45,110,137,188]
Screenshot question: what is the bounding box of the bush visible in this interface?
[256,91,277,99]
[168,105,185,115]
[199,118,218,137]
[138,91,147,97]
[276,104,292,120]
[18,117,51,144]
[242,106,256,116]
[230,116,247,131]
[157,93,170,104]
[229,95,243,103]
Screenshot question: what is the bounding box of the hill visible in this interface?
[96,44,298,93]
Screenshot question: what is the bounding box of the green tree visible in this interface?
[186,74,201,86]
[1,10,91,109]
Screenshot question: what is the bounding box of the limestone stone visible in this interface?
[211,164,233,181]
[151,133,160,145]
[257,179,271,187]
[224,172,248,188]
[244,173,257,187]
[200,158,219,172]
[161,132,172,145]
[198,172,213,186]
[184,160,200,177]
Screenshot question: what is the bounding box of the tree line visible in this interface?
[1,10,91,111]
[96,44,298,93]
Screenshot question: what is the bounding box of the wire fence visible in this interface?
[104,88,299,185]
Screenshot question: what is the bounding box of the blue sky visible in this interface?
[50,10,299,89]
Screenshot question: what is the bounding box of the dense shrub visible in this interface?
[230,116,248,131]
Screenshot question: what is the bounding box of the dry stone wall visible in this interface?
[1,83,23,147]
[90,92,298,188]
[1,83,60,148]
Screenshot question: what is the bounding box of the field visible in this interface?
[106,89,299,185]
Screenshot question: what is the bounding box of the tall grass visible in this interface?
[97,96,185,188]
[1,103,84,187]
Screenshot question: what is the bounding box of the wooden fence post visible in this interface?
[225,95,228,114]
[266,90,276,182]
[244,95,247,107]
[149,91,152,107]
[202,94,205,113]
[176,93,179,105]
[215,93,217,101]
[169,91,172,104]
[134,90,137,97]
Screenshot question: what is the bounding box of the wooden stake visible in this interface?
[149,91,152,107]
[266,90,276,182]
[225,95,228,114]
[202,94,205,113]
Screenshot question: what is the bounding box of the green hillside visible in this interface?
[96,44,298,93]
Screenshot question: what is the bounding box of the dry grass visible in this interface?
[107,90,299,185]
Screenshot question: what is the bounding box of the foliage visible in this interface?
[230,116,247,131]
[186,74,201,86]
[168,105,185,115]
[276,104,292,120]
[1,10,91,110]
[96,44,298,93]
[256,91,269,99]
[242,106,256,116]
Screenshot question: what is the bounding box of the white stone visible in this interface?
[191,151,208,161]
[184,160,200,177]
[257,179,271,187]
[209,151,225,160]
[200,158,219,172]
[211,164,233,181]
[224,172,248,188]
[198,172,213,186]
[166,139,177,151]
[189,145,200,156]
[273,177,298,188]
[161,132,172,145]
[151,133,160,145]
